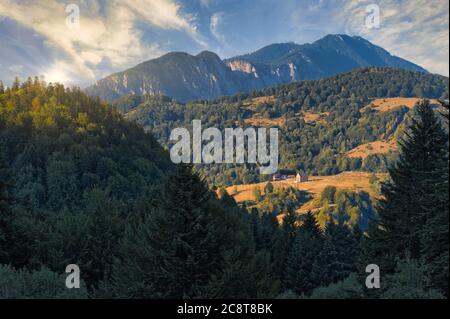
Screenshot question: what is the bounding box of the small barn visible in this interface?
[296,173,309,183]
[272,170,297,181]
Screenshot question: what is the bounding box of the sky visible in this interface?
[0,0,448,87]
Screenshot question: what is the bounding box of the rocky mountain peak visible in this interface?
[86,34,428,102]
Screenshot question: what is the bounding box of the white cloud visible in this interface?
[0,0,205,84]
[287,0,449,76]
[41,60,76,85]
[341,0,449,76]
[1,0,448,85]
[210,12,226,43]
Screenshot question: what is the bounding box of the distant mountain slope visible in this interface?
[122,68,448,186]
[86,34,428,102]
[228,35,427,81]
[86,51,255,103]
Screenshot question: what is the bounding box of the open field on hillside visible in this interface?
[364,97,440,113]
[300,111,330,124]
[242,110,330,127]
[243,95,276,110]
[226,172,387,215]
[244,114,286,127]
[346,140,398,159]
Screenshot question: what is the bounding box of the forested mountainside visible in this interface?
[0,78,276,298]
[86,35,428,102]
[122,68,449,187]
[0,79,168,289]
[0,78,448,299]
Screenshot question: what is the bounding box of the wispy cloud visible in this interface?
[284,0,449,76]
[0,0,205,84]
[210,12,226,43]
[339,0,449,75]
[0,0,448,85]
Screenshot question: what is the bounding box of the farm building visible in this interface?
[296,173,309,183]
[272,170,297,181]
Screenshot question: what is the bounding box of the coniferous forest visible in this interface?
[124,68,448,186]
[0,74,448,299]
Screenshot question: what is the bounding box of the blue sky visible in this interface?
[0,0,448,87]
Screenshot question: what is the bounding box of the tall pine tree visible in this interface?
[312,221,359,289]
[284,212,323,294]
[420,101,449,296]
[112,164,276,298]
[272,208,298,282]
[0,149,14,264]
[112,164,218,298]
[365,100,448,280]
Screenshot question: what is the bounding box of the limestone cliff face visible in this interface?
[86,35,427,102]
[86,51,247,102]
[231,34,427,82]
[227,59,258,76]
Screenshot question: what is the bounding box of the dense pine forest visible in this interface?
[0,75,448,299]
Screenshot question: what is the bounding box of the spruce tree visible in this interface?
[11,77,20,91]
[258,211,280,253]
[113,164,217,298]
[272,208,298,282]
[420,101,449,296]
[284,212,323,294]
[381,258,444,299]
[315,222,359,286]
[366,100,448,274]
[200,209,277,299]
[0,149,13,264]
[112,164,276,298]
[311,233,339,289]
[81,189,124,286]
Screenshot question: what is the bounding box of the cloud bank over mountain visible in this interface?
[0,0,448,86]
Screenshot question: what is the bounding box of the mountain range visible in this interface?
[85,34,428,102]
